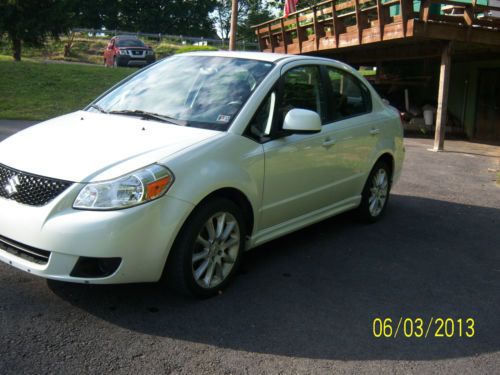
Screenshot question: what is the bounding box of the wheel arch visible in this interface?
[197,187,255,237]
[375,152,395,179]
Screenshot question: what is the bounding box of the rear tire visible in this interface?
[165,198,246,298]
[356,160,391,223]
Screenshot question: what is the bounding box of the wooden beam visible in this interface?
[433,42,452,152]
[400,0,408,37]
[268,23,275,52]
[313,6,320,50]
[413,20,500,46]
[354,0,363,45]
[420,0,431,33]
[256,28,262,51]
[376,0,385,41]
[295,13,303,53]
[280,18,287,53]
[463,6,474,26]
[331,1,340,48]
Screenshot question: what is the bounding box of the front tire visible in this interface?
[165,198,245,298]
[356,160,391,222]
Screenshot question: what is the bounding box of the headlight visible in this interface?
[118,49,128,55]
[74,164,174,210]
[147,50,154,56]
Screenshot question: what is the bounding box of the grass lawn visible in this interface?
[0,58,133,120]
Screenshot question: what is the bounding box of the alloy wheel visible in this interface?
[368,168,389,217]
[191,212,240,289]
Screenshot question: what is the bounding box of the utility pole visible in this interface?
[229,0,238,51]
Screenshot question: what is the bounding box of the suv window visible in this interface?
[280,66,327,123]
[326,67,371,121]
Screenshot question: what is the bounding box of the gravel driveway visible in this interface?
[0,123,499,374]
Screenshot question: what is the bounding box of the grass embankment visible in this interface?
[0,34,219,65]
[0,60,132,120]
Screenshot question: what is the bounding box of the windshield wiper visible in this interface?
[108,109,185,126]
[89,104,108,113]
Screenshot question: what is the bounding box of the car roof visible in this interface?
[180,51,334,64]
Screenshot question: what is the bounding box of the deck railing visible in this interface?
[252,0,500,53]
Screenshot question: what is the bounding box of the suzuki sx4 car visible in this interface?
[0,52,404,297]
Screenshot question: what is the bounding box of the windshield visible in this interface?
[89,55,274,131]
[116,39,145,47]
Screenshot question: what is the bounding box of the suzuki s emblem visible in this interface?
[5,175,21,196]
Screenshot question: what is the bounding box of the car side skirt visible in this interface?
[246,195,361,249]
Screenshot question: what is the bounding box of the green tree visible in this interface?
[238,0,275,42]
[0,0,75,61]
[72,0,120,30]
[213,0,275,42]
[117,0,217,36]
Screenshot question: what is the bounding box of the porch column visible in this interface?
[433,42,452,151]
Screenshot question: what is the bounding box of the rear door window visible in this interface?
[326,67,372,121]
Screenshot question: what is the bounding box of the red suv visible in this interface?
[103,36,156,68]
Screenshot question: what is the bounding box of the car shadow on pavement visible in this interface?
[47,194,500,361]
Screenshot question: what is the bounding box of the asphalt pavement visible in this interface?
[0,120,38,141]
[0,121,499,374]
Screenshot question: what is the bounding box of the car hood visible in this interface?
[0,111,221,182]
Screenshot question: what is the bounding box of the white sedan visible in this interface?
[0,52,404,297]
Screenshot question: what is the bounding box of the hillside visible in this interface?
[0,33,219,65]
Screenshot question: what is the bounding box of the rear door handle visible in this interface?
[322,138,337,148]
[369,128,380,135]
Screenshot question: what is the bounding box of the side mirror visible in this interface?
[382,98,390,106]
[283,108,321,134]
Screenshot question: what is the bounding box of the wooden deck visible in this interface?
[253,0,500,55]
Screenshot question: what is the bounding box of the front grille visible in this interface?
[0,164,72,206]
[0,235,51,265]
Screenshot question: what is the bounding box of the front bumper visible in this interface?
[116,54,155,67]
[0,184,194,284]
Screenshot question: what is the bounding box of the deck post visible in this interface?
[295,14,303,53]
[331,1,340,48]
[433,42,452,152]
[268,23,275,53]
[400,0,408,37]
[355,0,363,45]
[313,6,319,50]
[376,0,384,41]
[280,18,287,53]
[256,28,263,51]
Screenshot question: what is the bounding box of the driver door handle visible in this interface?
[322,138,337,148]
[369,128,380,136]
